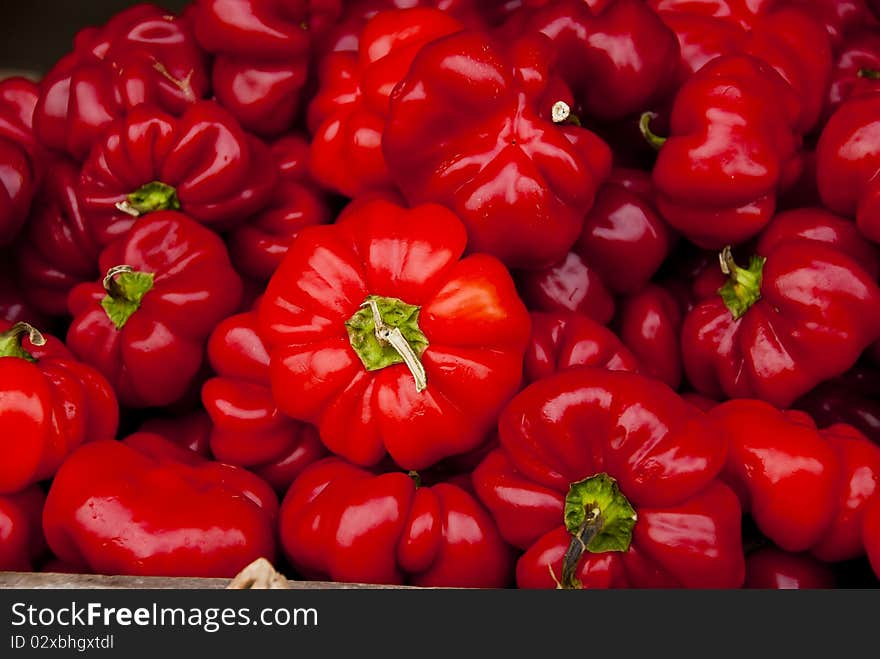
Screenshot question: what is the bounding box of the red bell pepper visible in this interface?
[863,494,880,579]
[203,309,327,492]
[259,198,530,470]
[474,368,745,588]
[139,409,213,458]
[79,101,277,244]
[817,93,880,243]
[524,311,638,384]
[34,4,209,161]
[383,30,612,268]
[682,209,880,408]
[0,486,47,571]
[0,320,118,494]
[0,138,34,246]
[645,54,802,249]
[574,171,674,295]
[827,28,880,120]
[308,8,464,198]
[795,366,880,446]
[617,283,684,390]
[651,1,831,133]
[43,438,277,578]
[0,77,46,167]
[227,135,331,281]
[501,0,680,121]
[192,0,342,138]
[0,267,48,327]
[516,252,616,325]
[15,160,101,317]
[66,211,243,408]
[744,547,836,589]
[279,456,514,586]
[711,400,880,560]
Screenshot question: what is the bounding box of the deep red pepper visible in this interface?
[474,368,745,588]
[138,409,213,457]
[383,30,612,268]
[524,311,638,384]
[0,486,47,571]
[616,283,684,390]
[516,252,616,325]
[203,309,327,492]
[0,320,118,494]
[0,266,48,328]
[43,438,277,578]
[646,54,803,249]
[279,456,514,586]
[34,4,210,161]
[15,160,101,317]
[795,366,880,446]
[710,400,880,560]
[651,1,831,133]
[192,0,342,138]
[863,494,880,578]
[0,138,34,246]
[817,93,880,243]
[744,547,836,589]
[308,8,464,198]
[501,0,680,121]
[66,211,243,408]
[827,28,880,121]
[574,171,673,295]
[79,102,278,243]
[227,135,331,281]
[259,198,530,470]
[682,209,880,408]
[0,77,46,168]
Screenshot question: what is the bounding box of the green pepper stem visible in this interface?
[639,111,667,150]
[551,100,581,126]
[116,181,180,217]
[858,68,880,80]
[100,265,156,330]
[0,322,46,361]
[717,246,766,320]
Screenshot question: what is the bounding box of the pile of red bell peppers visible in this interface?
[4,0,880,589]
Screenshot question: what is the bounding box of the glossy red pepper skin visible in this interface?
[616,283,684,390]
[0,77,46,167]
[516,252,616,325]
[228,135,331,281]
[279,457,514,586]
[711,400,880,559]
[0,321,119,494]
[474,368,745,589]
[524,311,638,383]
[864,494,880,578]
[502,0,680,121]
[15,160,101,317]
[0,486,47,571]
[259,198,530,470]
[827,28,880,121]
[193,0,342,138]
[0,268,48,327]
[817,93,880,243]
[744,547,835,589]
[34,4,209,162]
[66,211,243,408]
[651,55,802,249]
[574,172,673,295]
[795,366,880,446]
[308,8,464,198]
[43,438,277,578]
[80,102,278,242]
[0,138,34,246]
[383,30,612,268]
[203,309,327,492]
[652,1,831,133]
[682,210,880,408]
[138,409,212,457]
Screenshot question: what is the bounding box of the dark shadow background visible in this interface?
[1,0,189,75]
